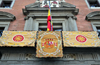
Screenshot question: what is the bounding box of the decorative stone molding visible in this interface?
[85,11,100,21]
[60,2,76,8]
[24,13,77,20]
[0,11,16,21]
[23,1,78,31]
[22,2,79,16]
[73,8,79,15]
[25,2,40,8]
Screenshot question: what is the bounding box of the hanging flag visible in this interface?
[47,7,51,31]
[36,31,63,57]
[62,31,100,47]
[47,1,53,31]
[0,31,37,47]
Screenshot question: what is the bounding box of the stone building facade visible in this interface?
[0,0,100,65]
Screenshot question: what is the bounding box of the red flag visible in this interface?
[47,8,51,31]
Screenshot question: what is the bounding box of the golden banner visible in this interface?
[36,31,63,57]
[62,31,100,47]
[0,31,37,47]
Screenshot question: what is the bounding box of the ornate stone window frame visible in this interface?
[0,11,16,31]
[0,22,10,31]
[86,11,100,38]
[24,14,78,31]
[23,2,79,31]
[86,11,100,31]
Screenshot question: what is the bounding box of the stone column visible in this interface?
[24,17,33,31]
[68,17,78,31]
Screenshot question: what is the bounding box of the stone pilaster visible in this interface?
[24,17,33,31]
[68,16,78,31]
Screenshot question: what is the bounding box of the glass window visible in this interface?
[0,0,15,9]
[88,0,100,7]
[85,0,100,9]
[96,27,100,38]
[0,27,4,37]
[39,23,62,31]
[0,1,12,8]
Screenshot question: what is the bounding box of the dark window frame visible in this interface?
[39,23,63,31]
[85,0,100,9]
[0,0,15,9]
[96,27,100,38]
[87,0,100,7]
[0,1,12,8]
[0,27,4,37]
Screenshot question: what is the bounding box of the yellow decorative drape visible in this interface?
[36,31,63,57]
[0,31,37,47]
[62,31,100,47]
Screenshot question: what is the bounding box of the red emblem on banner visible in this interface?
[13,35,24,42]
[76,35,87,43]
[44,41,54,48]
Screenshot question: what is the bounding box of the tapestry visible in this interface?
[36,31,63,57]
[0,31,37,47]
[62,31,100,47]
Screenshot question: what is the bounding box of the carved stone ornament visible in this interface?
[22,1,79,16]
[25,2,40,8]
[61,2,76,8]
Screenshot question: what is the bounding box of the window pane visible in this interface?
[0,1,12,8]
[96,27,100,38]
[0,27,4,37]
[39,28,47,31]
[88,0,100,7]
[39,23,62,31]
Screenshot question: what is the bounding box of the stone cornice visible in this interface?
[23,8,79,16]
[0,11,16,21]
[24,14,77,20]
[85,11,100,21]
[22,2,79,16]
[61,2,76,8]
[25,2,40,8]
